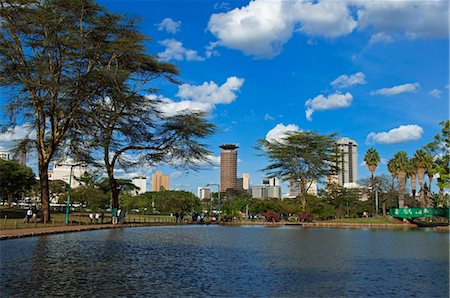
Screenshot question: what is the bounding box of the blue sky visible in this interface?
[1,0,449,194]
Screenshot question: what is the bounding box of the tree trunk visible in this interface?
[382,201,386,217]
[39,164,51,223]
[106,164,119,209]
[398,171,406,208]
[411,173,416,199]
[417,168,425,207]
[7,193,13,207]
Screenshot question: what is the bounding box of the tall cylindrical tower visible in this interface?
[220,144,238,192]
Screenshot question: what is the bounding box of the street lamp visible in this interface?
[64,163,84,225]
[206,183,220,222]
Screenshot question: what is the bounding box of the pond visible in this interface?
[1,225,448,297]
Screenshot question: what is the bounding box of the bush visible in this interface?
[264,210,281,222]
[299,211,315,222]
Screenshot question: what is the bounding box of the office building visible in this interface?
[0,149,10,161]
[198,187,211,200]
[251,184,281,199]
[336,137,358,187]
[152,170,169,192]
[242,173,250,190]
[220,144,238,192]
[287,180,317,197]
[48,162,86,189]
[132,176,147,195]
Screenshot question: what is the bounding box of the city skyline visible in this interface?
[0,0,447,194]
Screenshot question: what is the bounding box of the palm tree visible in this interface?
[407,159,417,201]
[387,158,398,190]
[364,148,381,215]
[413,149,431,207]
[392,151,409,208]
[364,148,381,179]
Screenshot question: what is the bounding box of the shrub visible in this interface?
[299,211,315,222]
[264,210,281,222]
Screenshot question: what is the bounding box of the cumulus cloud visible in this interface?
[208,0,356,58]
[158,39,205,61]
[331,72,366,89]
[305,92,353,121]
[355,0,448,39]
[176,76,244,104]
[366,124,424,144]
[0,123,35,142]
[429,89,442,98]
[369,32,393,45]
[207,0,448,58]
[156,18,181,34]
[371,82,420,96]
[153,76,245,116]
[265,123,300,143]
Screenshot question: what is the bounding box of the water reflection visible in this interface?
[1,226,448,297]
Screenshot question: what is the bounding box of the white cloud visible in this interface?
[207,0,356,58]
[355,0,448,39]
[304,92,353,121]
[151,76,245,116]
[264,113,275,120]
[369,32,393,45]
[207,0,448,58]
[429,89,442,98]
[176,76,244,105]
[366,124,424,144]
[158,39,205,61]
[371,82,420,96]
[157,18,181,34]
[331,72,366,89]
[265,123,300,143]
[0,123,35,142]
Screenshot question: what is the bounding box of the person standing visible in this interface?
[24,208,32,223]
[95,212,100,223]
[100,211,105,224]
[89,213,94,223]
[112,208,118,224]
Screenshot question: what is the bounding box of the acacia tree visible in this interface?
[0,0,146,222]
[424,120,450,199]
[257,131,338,211]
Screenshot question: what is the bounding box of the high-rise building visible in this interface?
[336,137,358,187]
[132,176,147,195]
[152,170,169,192]
[251,185,281,199]
[242,173,250,190]
[220,144,238,192]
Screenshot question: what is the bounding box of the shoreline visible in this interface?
[1,221,448,240]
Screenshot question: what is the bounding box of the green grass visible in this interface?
[0,210,177,231]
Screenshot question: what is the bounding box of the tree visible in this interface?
[257,131,338,211]
[364,148,380,179]
[0,0,143,222]
[424,120,450,199]
[407,159,417,200]
[412,149,432,206]
[391,151,409,208]
[0,160,36,206]
[387,158,398,191]
[66,14,215,210]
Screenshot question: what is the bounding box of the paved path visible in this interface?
[0,223,179,240]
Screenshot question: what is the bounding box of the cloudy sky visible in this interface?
[0,0,448,194]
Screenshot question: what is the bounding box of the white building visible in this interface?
[251,185,281,199]
[242,173,250,190]
[336,137,358,187]
[198,187,211,200]
[48,162,86,189]
[0,149,10,161]
[132,176,147,195]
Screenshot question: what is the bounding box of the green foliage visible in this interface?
[364,148,380,175]
[120,191,200,214]
[0,160,36,205]
[257,130,338,210]
[64,186,110,210]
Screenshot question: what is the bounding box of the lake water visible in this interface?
[0,225,448,297]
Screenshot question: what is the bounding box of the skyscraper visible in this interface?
[220,144,238,192]
[152,170,169,192]
[336,137,358,187]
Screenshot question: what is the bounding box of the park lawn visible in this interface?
[319,217,403,225]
